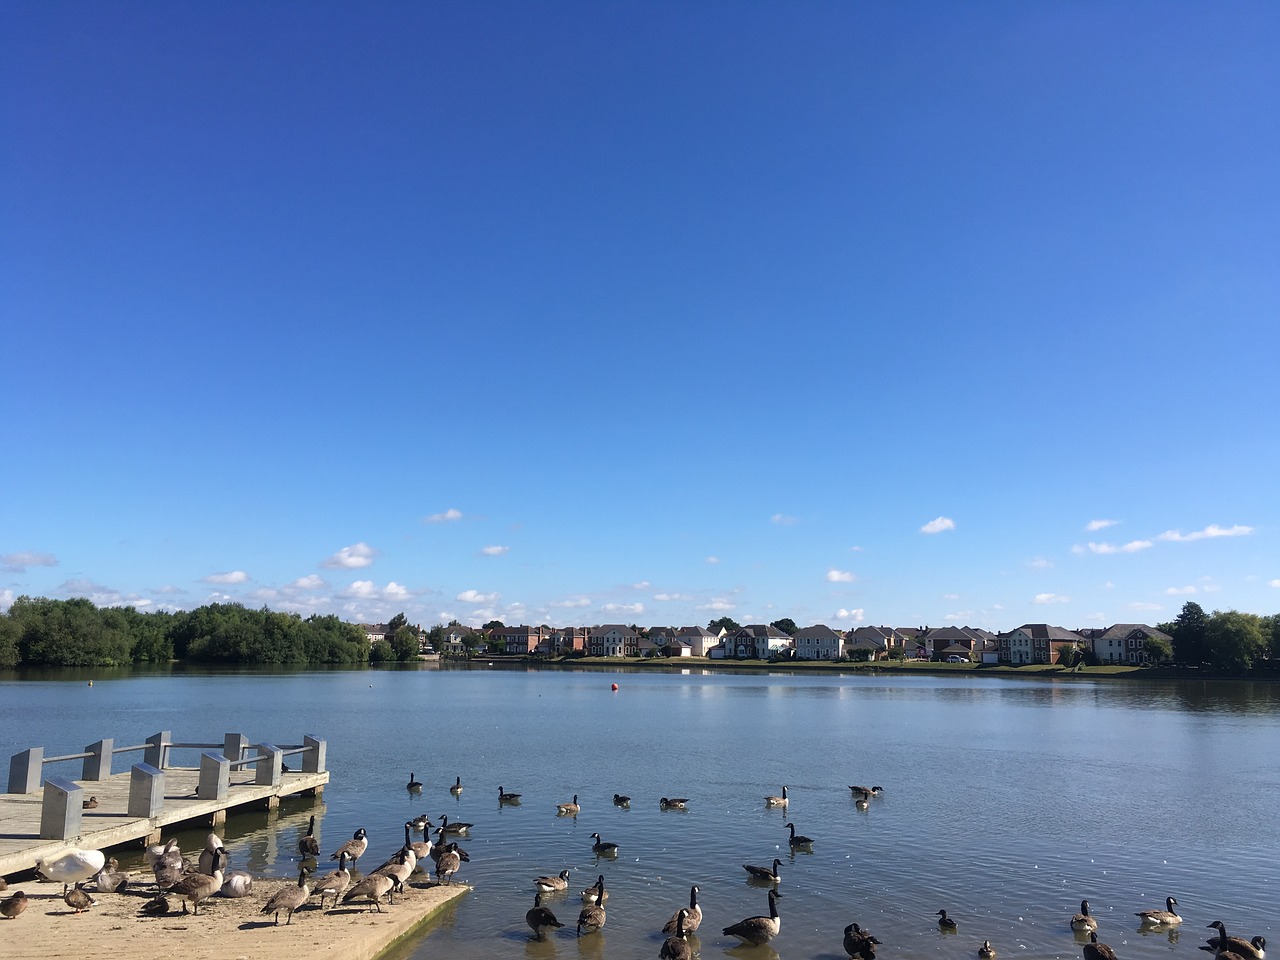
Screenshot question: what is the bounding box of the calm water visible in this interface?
[2,665,1277,960]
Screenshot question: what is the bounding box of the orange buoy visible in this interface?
[611,683,618,691]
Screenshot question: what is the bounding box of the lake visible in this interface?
[2,664,1277,960]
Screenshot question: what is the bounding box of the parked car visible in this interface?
[946,654,969,663]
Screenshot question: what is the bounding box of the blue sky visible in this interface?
[3,2,1277,632]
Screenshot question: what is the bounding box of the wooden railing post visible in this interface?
[40,776,84,840]
[128,763,165,818]
[8,747,43,794]
[83,738,113,781]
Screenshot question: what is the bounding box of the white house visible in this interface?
[676,625,719,657]
[793,624,842,660]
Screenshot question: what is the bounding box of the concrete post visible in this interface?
[8,747,44,794]
[302,734,326,774]
[144,731,171,769]
[223,733,248,764]
[128,762,165,818]
[40,777,84,840]
[253,743,282,787]
[198,752,230,801]
[83,738,113,781]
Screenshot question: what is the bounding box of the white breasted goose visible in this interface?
[661,909,694,960]
[437,814,472,836]
[938,909,958,931]
[663,884,702,934]
[723,888,781,946]
[576,877,606,936]
[743,858,783,883]
[1071,900,1098,933]
[343,872,396,912]
[450,776,463,795]
[198,832,225,876]
[557,795,580,816]
[590,833,619,857]
[64,883,94,914]
[170,849,223,915]
[535,869,571,893]
[311,851,351,909]
[765,785,789,807]
[435,842,462,884]
[582,874,610,904]
[1084,932,1119,960]
[1207,922,1267,960]
[299,815,320,858]
[659,797,689,810]
[260,866,312,925]
[526,892,564,940]
[499,785,522,804]
[980,940,998,959]
[844,922,882,959]
[373,848,415,893]
[1136,897,1182,926]
[403,821,433,863]
[407,772,423,793]
[612,793,631,807]
[329,827,368,865]
[786,821,814,848]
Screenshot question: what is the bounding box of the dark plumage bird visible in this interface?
[64,883,95,914]
[299,815,320,858]
[723,888,781,946]
[343,873,395,912]
[1206,922,1267,960]
[660,908,693,960]
[499,785,522,804]
[663,884,702,934]
[139,895,169,915]
[437,814,472,836]
[582,875,609,904]
[329,827,368,865]
[2,891,29,919]
[407,772,423,793]
[311,851,351,910]
[576,877,606,936]
[849,785,883,799]
[938,909,958,931]
[260,867,312,925]
[450,776,463,795]
[169,849,223,915]
[659,797,689,809]
[844,922,882,959]
[613,793,631,807]
[526,892,564,940]
[1084,932,1118,960]
[590,833,619,856]
[980,940,998,959]
[743,858,783,883]
[1071,900,1098,933]
[786,821,814,848]
[81,796,98,810]
[435,842,462,884]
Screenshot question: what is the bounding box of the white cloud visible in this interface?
[1,551,58,573]
[57,578,153,609]
[1080,540,1152,555]
[695,599,735,612]
[152,584,186,595]
[481,545,509,557]
[456,588,498,604]
[653,592,688,602]
[601,602,645,615]
[343,580,410,601]
[944,611,973,621]
[1033,593,1070,604]
[1164,585,1197,596]
[550,597,591,609]
[631,581,651,590]
[382,581,410,601]
[705,556,720,565]
[323,542,378,569]
[0,588,14,611]
[943,593,960,600]
[1029,558,1054,570]
[425,508,463,524]
[291,575,325,590]
[1129,601,1163,612]
[920,516,955,535]
[771,513,797,526]
[835,608,866,622]
[1269,579,1280,588]
[1158,524,1254,542]
[849,545,865,552]
[203,570,249,584]
[826,569,856,583]
[1085,519,1120,532]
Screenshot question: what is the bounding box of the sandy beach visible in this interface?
[0,872,468,960]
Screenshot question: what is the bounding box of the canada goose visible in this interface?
[557,794,580,816]
[661,908,694,960]
[402,821,433,863]
[1084,932,1118,960]
[410,812,431,831]
[34,848,107,894]
[81,796,98,810]
[220,871,253,898]
[435,842,462,884]
[576,877,606,935]
[299,815,320,858]
[374,848,416,894]
[139,894,170,915]
[659,797,689,809]
[1,891,29,919]
[429,833,470,864]
[94,858,130,894]
[980,940,998,959]
[526,892,564,940]
[1136,896,1182,926]
[329,827,369,864]
[261,866,312,925]
[590,832,619,856]
[938,909,958,931]
[764,785,789,807]
[437,814,472,836]
[663,884,703,934]
[613,793,631,807]
[64,883,95,914]
[723,888,781,945]
[743,858,783,883]
[343,872,396,912]
[535,869,572,893]
[450,776,463,794]
[856,796,870,811]
[844,922,882,959]
[153,839,186,891]
[1207,922,1267,959]
[499,785,522,804]
[170,848,223,914]
[850,785,883,799]
[786,821,814,848]
[407,772,423,792]
[1071,900,1098,933]
[582,874,610,903]
[311,851,351,909]
[198,832,225,876]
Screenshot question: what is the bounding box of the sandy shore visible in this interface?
[0,871,468,960]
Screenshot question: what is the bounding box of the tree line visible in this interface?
[1160,602,1280,672]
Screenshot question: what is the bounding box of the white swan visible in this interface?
[220,870,253,897]
[35,848,106,893]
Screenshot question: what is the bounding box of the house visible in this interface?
[922,626,994,661]
[729,624,793,659]
[493,624,550,655]
[544,627,588,655]
[361,623,390,645]
[793,624,842,660]
[999,624,1082,665]
[644,627,677,657]
[676,625,718,657]
[846,625,908,659]
[590,624,639,657]
[1088,623,1171,665]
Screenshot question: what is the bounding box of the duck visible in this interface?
[1206,922,1267,960]
[329,827,369,864]
[260,866,312,925]
[659,797,689,810]
[499,785,522,804]
[590,832,619,856]
[980,940,998,959]
[613,793,631,807]
[938,909,958,931]
[139,894,170,915]
[661,908,694,960]
[743,858,783,883]
[582,874,610,904]
[764,785,789,807]
[407,772,423,793]
[557,795,580,816]
[1084,932,1119,960]
[723,888,781,946]
[450,776,463,795]
[311,851,351,909]
[198,832,225,876]
[220,871,253,898]
[1,891,29,919]
[576,876,606,936]
[299,815,320,858]
[94,857,130,893]
[526,892,564,940]
[1136,896,1182,926]
[343,872,396,912]
[435,842,462,884]
[169,848,223,914]
[535,869,572,893]
[1071,899,1099,934]
[437,814,472,836]
[81,796,98,810]
[663,884,703,934]
[34,848,107,894]
[786,821,814,849]
[64,883,95,914]
[844,922,882,959]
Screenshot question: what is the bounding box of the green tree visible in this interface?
[0,616,20,668]
[1143,632,1173,663]
[461,632,482,656]
[1203,610,1266,671]
[770,618,798,636]
[1170,601,1209,664]
[1262,614,1280,659]
[483,620,505,631]
[390,626,420,660]
[369,639,395,662]
[707,616,740,634]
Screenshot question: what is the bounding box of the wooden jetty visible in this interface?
[0,731,328,880]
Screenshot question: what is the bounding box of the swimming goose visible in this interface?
[1,891,29,919]
[557,795,580,816]
[786,822,814,848]
[723,888,781,946]
[450,776,463,794]
[81,796,98,810]
[343,872,396,912]
[582,874,610,903]
[938,910,958,931]
[765,785,789,807]
[535,869,572,893]
[410,812,431,832]
[311,851,351,909]
[499,785,522,804]
[299,815,320,858]
[64,883,95,914]
[435,842,462,884]
[613,793,631,807]
[170,848,223,914]
[659,797,689,810]
[35,848,107,894]
[980,940,998,959]
[437,814,472,836]
[576,877,606,935]
[220,870,253,898]
[855,796,870,811]
[95,858,130,893]
[590,832,619,857]
[1071,900,1098,933]
[407,772,423,793]
[1206,922,1267,960]
[260,866,312,925]
[849,785,883,799]
[198,832,225,876]
[1084,932,1118,960]
[526,892,564,940]
[743,858,783,883]
[329,827,369,864]
[661,908,694,960]
[844,922,882,959]
[663,884,703,934]
[1136,896,1182,926]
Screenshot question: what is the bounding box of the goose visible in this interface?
[64,883,95,914]
[613,793,631,807]
[407,772,423,793]
[661,908,694,960]
[261,866,312,925]
[1071,899,1098,933]
[499,785,522,804]
[980,940,998,959]
[1084,932,1118,960]
[410,812,432,832]
[590,832,619,856]
[34,848,107,894]
[373,848,415,894]
[435,842,463,884]
[169,848,223,914]
[535,869,572,893]
[81,796,98,810]
[94,858,130,893]
[450,776,463,794]
[143,839,170,869]
[139,894,170,915]
[743,858,783,883]
[850,785,883,799]
[198,832,225,876]
[765,785,789,807]
[938,909,958,931]
[437,814,472,836]
[557,794,580,816]
[659,797,689,810]
[343,872,396,912]
[663,884,703,934]
[402,820,433,864]
[430,833,470,865]
[1,891,29,919]
[526,892,564,940]
[786,821,814,848]
[153,839,187,891]
[311,851,351,909]
[1136,896,1182,926]
[1207,922,1267,960]
[856,796,870,811]
[220,871,253,898]
[299,815,320,858]
[576,876,606,935]
[844,922,882,959]
[329,827,369,864]
[582,874,610,904]
[723,888,781,946]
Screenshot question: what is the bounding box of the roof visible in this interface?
[793,624,839,640]
[677,626,713,637]
[1098,623,1172,642]
[1008,623,1082,642]
[594,624,638,638]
